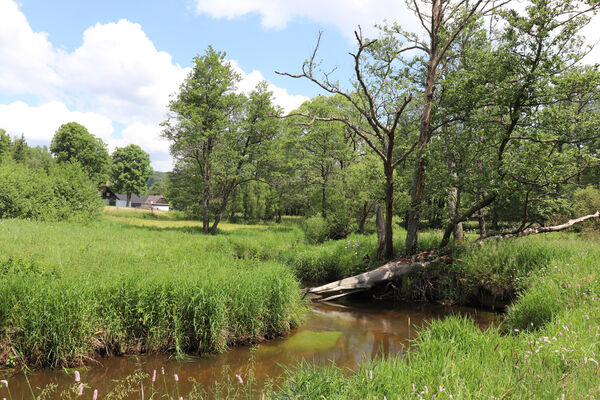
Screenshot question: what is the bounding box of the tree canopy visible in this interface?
[50,122,110,183]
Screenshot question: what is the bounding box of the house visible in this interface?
[115,194,170,212]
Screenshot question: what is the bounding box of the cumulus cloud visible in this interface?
[193,0,416,37]
[0,0,309,170]
[0,101,114,142]
[60,20,189,125]
[0,0,62,95]
[230,60,308,112]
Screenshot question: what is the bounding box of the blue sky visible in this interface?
[1,0,598,170]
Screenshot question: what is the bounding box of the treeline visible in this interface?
[0,123,153,221]
[163,0,600,255]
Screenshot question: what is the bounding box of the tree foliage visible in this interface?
[50,122,110,183]
[111,144,153,206]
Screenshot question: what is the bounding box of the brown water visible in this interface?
[0,301,497,399]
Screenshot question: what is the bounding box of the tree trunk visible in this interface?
[376,205,385,259]
[126,192,131,208]
[210,184,235,235]
[492,204,499,232]
[307,257,437,302]
[478,211,487,238]
[406,0,442,255]
[440,193,497,248]
[358,201,370,234]
[321,180,327,219]
[384,165,394,259]
[477,211,600,243]
[447,185,464,242]
[202,188,210,234]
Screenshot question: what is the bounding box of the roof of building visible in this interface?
[115,194,169,205]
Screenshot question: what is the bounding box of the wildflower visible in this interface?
[93,389,98,400]
[152,369,157,382]
[0,380,7,387]
[74,371,81,382]
[412,383,415,391]
[369,370,373,380]
[174,374,179,382]
[161,367,165,375]
[236,374,243,384]
[77,383,83,396]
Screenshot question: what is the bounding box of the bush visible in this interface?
[0,160,102,222]
[571,187,600,231]
[303,211,357,244]
[302,215,328,244]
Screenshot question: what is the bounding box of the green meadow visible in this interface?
[0,208,307,368]
[2,207,600,400]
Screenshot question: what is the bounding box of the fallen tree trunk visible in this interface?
[306,211,599,302]
[475,211,599,244]
[306,257,439,302]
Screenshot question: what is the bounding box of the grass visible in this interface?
[267,233,600,399]
[0,209,306,368]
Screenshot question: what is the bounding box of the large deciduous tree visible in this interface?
[433,0,600,247]
[111,144,153,207]
[163,46,281,234]
[50,122,110,183]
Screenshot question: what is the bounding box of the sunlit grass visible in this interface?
[269,233,600,399]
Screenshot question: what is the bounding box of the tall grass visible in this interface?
[268,233,600,399]
[0,213,305,368]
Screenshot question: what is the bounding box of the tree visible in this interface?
[12,134,28,163]
[111,144,153,207]
[50,122,110,183]
[433,0,600,247]
[0,129,10,160]
[290,96,354,218]
[278,29,419,258]
[399,0,502,253]
[163,46,282,234]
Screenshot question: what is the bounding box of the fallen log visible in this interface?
[475,211,599,244]
[306,211,599,302]
[306,257,439,302]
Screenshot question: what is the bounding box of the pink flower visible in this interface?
[174,373,179,382]
[152,370,157,382]
[77,383,83,396]
[74,371,81,382]
[93,389,98,400]
[235,374,243,384]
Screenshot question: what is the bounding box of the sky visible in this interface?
[0,0,599,171]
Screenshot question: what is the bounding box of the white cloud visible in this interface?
[0,0,308,171]
[0,0,62,95]
[60,19,189,125]
[193,0,415,37]
[230,60,308,112]
[0,101,113,142]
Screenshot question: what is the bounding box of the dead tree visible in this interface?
[276,28,418,259]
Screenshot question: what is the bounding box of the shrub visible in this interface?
[571,187,600,231]
[302,215,328,244]
[0,160,102,222]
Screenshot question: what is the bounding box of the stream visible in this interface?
[1,301,498,399]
